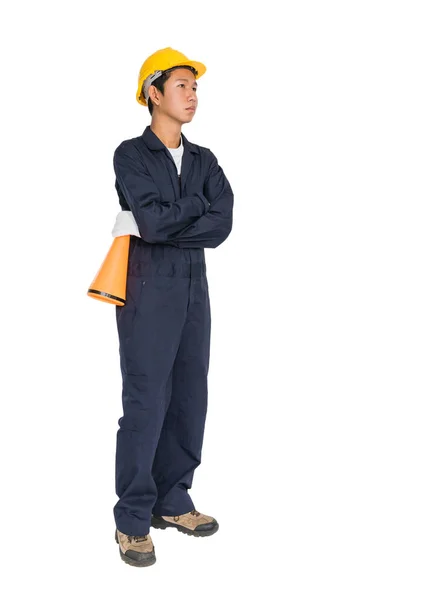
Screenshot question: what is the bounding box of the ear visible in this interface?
[149,85,160,106]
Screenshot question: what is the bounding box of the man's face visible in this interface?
[153,68,198,123]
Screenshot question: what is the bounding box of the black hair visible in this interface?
[146,65,198,116]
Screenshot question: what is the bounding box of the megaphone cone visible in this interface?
[87,235,130,306]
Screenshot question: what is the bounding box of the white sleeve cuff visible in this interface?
[111,210,141,238]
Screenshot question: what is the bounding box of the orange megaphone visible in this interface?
[87,235,130,306]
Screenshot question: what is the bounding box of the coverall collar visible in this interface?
[142,125,199,154]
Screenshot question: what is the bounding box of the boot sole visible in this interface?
[115,529,156,567]
[151,515,219,537]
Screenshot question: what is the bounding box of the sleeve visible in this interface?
[113,143,210,244]
[170,150,234,249]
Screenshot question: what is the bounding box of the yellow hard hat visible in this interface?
[136,47,207,106]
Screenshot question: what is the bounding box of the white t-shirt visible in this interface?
[166,136,184,176]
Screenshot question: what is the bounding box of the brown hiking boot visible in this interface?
[115,529,156,567]
[151,509,219,537]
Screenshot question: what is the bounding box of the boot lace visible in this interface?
[190,510,201,517]
[127,535,147,543]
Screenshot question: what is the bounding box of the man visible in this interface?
[111,47,234,567]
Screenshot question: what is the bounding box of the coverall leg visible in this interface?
[113,239,210,536]
[151,268,210,516]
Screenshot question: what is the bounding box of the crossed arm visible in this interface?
[113,143,234,249]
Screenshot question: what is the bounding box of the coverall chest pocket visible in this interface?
[184,172,206,199]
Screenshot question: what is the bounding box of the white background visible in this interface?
[1,1,420,598]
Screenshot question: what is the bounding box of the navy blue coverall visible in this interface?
[113,125,234,536]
